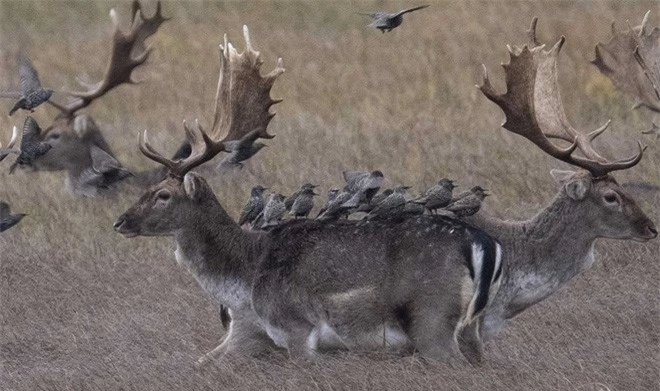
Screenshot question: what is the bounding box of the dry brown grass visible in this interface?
[1,1,659,390]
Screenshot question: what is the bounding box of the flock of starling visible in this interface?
[0,55,58,232]
[237,170,490,230]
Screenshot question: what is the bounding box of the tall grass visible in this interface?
[1,1,658,390]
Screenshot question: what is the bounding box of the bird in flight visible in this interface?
[359,5,429,33]
[0,56,54,115]
[8,117,53,174]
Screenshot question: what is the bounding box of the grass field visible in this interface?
[1,1,659,390]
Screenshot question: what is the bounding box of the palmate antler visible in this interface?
[592,11,660,112]
[50,0,168,118]
[479,17,644,178]
[139,25,285,178]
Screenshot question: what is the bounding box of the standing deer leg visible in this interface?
[456,319,484,365]
[407,305,462,362]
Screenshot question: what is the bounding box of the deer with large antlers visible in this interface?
[19,0,168,196]
[114,26,503,366]
[463,18,657,362]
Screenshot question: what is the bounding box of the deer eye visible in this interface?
[156,191,171,201]
[603,192,620,205]
[47,133,61,140]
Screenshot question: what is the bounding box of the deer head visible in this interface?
[115,25,284,237]
[479,17,656,242]
[27,1,167,189]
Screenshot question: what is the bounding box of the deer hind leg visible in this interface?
[456,319,484,366]
[406,304,462,362]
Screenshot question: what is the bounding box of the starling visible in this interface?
[414,178,456,214]
[364,186,410,220]
[343,170,384,198]
[284,183,318,210]
[289,187,318,218]
[356,188,393,213]
[217,129,268,170]
[317,187,353,221]
[79,145,134,189]
[9,117,52,174]
[238,185,267,227]
[358,5,429,33]
[0,126,19,162]
[403,201,426,216]
[451,185,487,203]
[7,56,53,115]
[642,123,660,140]
[261,193,287,228]
[0,202,27,232]
[445,187,490,217]
[316,188,340,217]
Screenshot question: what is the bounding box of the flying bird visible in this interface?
[217,129,269,170]
[9,117,52,174]
[79,145,134,189]
[358,5,429,33]
[0,56,54,115]
[0,202,27,232]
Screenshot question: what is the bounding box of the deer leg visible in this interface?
[196,317,277,368]
[407,305,462,362]
[456,320,484,366]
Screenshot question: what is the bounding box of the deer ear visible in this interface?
[183,172,209,202]
[551,169,590,200]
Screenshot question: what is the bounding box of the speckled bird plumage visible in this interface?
[8,56,53,115]
[9,117,52,174]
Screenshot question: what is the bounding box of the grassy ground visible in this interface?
[1,1,659,390]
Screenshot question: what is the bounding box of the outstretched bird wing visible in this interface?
[393,5,429,18]
[20,117,41,149]
[18,56,43,94]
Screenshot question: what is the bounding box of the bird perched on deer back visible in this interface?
[261,193,287,228]
[3,56,54,115]
[445,187,489,217]
[358,5,429,33]
[364,186,410,221]
[0,202,27,232]
[9,117,52,174]
[290,187,318,218]
[414,178,456,214]
[285,183,318,210]
[356,188,393,213]
[238,185,268,227]
[317,186,353,221]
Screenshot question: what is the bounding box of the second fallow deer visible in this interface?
[467,18,657,362]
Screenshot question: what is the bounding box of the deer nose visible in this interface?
[647,225,658,238]
[113,216,126,231]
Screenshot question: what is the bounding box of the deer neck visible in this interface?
[173,200,264,310]
[468,192,598,323]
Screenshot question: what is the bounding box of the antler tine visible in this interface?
[0,126,19,162]
[527,17,540,47]
[55,0,168,118]
[480,18,645,178]
[139,130,176,171]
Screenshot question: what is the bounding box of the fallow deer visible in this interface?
[114,26,503,366]
[22,0,168,196]
[463,18,658,363]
